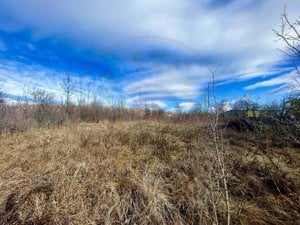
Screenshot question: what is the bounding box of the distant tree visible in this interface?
[261,94,300,145]
[0,82,4,104]
[61,73,75,122]
[143,102,164,119]
[191,102,204,114]
[217,99,231,113]
[262,99,290,121]
[22,87,31,104]
[232,96,258,111]
[0,83,10,131]
[77,79,85,106]
[288,94,300,120]
[144,107,151,118]
[30,89,56,125]
[0,83,5,124]
[273,7,300,89]
[265,95,299,121]
[30,89,54,105]
[174,104,182,115]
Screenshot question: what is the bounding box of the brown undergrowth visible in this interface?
[0,121,299,224]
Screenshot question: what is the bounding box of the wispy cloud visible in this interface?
[245,71,297,91]
[0,59,118,104]
[1,0,297,68]
[178,102,197,112]
[124,65,208,97]
[0,0,299,107]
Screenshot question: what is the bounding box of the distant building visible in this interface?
[224,110,275,119]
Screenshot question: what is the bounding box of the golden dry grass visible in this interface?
[0,121,299,224]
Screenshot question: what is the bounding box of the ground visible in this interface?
[0,121,299,224]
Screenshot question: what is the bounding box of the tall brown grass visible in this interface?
[0,121,299,224]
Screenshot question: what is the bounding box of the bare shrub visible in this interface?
[30,89,62,126]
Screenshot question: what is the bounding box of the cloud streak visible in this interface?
[0,0,299,108]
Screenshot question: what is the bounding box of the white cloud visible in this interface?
[0,59,115,103]
[245,71,297,90]
[126,96,167,108]
[145,100,167,109]
[1,0,299,75]
[0,60,61,96]
[266,84,292,96]
[0,0,299,106]
[178,102,196,112]
[124,64,209,100]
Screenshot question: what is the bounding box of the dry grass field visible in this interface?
[0,121,299,225]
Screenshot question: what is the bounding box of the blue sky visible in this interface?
[0,0,299,110]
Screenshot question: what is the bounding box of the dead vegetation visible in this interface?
[0,121,299,225]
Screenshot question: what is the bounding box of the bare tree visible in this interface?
[31,89,54,105]
[0,83,5,128]
[273,6,300,88]
[77,79,85,106]
[30,89,56,125]
[273,7,300,145]
[61,73,75,123]
[0,82,4,104]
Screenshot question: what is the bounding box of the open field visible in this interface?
[0,121,299,225]
[1,1,300,224]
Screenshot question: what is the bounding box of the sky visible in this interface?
[0,0,299,111]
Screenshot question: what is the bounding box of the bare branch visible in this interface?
[282,9,300,39]
[274,7,300,90]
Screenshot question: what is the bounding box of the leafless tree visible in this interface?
[31,89,54,105]
[77,79,85,106]
[272,7,300,145]
[61,73,75,123]
[0,83,5,127]
[273,6,300,89]
[0,82,4,103]
[30,89,57,125]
